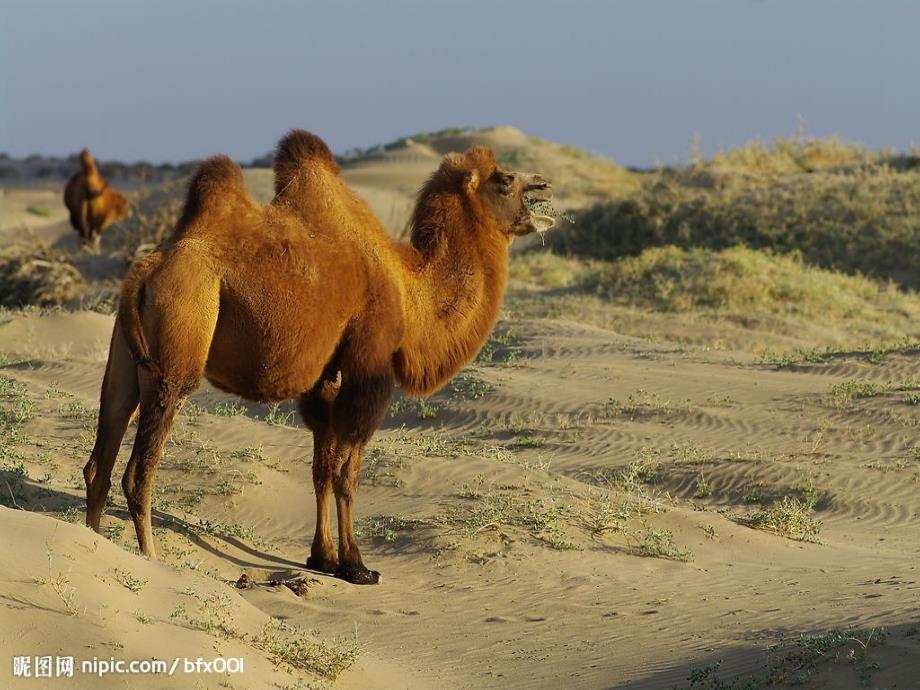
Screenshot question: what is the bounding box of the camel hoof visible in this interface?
[306,555,339,574]
[335,564,381,585]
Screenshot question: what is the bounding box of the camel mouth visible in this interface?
[512,173,556,236]
[523,198,558,234]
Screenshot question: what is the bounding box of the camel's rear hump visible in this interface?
[273,129,339,199]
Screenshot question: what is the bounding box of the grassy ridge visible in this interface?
[509,246,920,349]
[513,246,919,319]
[549,137,920,287]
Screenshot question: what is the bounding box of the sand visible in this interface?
[2,309,919,688]
[1,132,919,688]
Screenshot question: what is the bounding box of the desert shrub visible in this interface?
[585,245,914,319]
[706,135,875,175]
[105,184,183,259]
[749,495,822,542]
[0,243,84,308]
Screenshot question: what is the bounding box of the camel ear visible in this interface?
[463,169,480,196]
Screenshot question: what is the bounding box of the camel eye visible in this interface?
[493,173,514,195]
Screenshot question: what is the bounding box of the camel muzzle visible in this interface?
[523,175,553,203]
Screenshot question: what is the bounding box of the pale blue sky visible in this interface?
[2,0,918,166]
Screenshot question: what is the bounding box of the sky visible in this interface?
[2,0,919,167]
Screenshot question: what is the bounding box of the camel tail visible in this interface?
[177,155,247,230]
[273,129,339,197]
[118,253,163,377]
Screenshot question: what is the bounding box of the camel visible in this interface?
[83,129,554,584]
[63,148,130,250]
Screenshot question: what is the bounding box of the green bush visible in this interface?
[585,245,912,319]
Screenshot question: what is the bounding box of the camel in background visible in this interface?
[83,129,554,584]
[64,148,130,250]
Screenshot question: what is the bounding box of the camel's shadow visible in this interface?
[0,470,309,574]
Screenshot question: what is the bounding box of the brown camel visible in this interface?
[83,129,554,584]
[63,148,130,250]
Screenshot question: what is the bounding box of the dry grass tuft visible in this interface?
[0,242,84,308]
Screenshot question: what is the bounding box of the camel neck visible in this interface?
[395,217,509,396]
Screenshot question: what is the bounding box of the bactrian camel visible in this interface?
[64,148,130,250]
[83,130,554,584]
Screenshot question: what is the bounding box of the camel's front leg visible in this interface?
[333,444,379,584]
[329,371,393,585]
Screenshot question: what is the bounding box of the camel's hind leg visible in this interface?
[121,371,186,558]
[307,427,339,573]
[120,265,218,558]
[84,322,139,531]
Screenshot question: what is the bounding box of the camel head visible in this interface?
[79,148,95,172]
[442,145,555,238]
[485,170,555,237]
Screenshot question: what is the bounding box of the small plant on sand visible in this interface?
[449,372,496,400]
[742,483,767,504]
[388,395,440,419]
[113,568,148,593]
[581,492,644,535]
[59,400,97,432]
[827,380,882,408]
[474,328,522,366]
[681,660,760,689]
[604,389,677,418]
[264,402,295,426]
[749,495,821,542]
[448,488,577,551]
[251,619,359,680]
[637,528,692,561]
[58,505,81,523]
[794,474,820,508]
[181,400,202,424]
[106,522,126,542]
[759,346,838,368]
[693,473,712,499]
[212,400,246,417]
[360,446,405,487]
[26,205,53,218]
[355,515,423,543]
[35,543,78,615]
[615,456,660,492]
[670,442,713,465]
[170,592,240,638]
[0,375,34,431]
[767,627,885,686]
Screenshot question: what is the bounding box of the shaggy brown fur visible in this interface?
[84,130,554,584]
[63,149,130,249]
